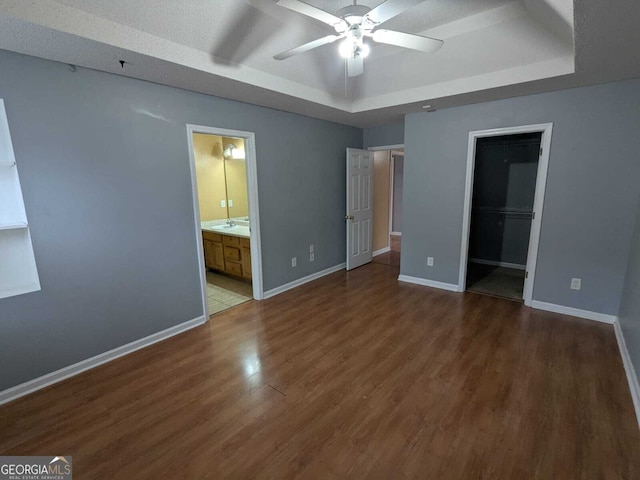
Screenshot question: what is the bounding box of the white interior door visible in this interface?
[346,148,373,270]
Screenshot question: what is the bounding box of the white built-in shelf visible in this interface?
[0,222,28,231]
[0,99,40,300]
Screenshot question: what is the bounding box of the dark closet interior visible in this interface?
[466,132,542,300]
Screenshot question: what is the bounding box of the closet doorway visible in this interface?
[459,124,553,305]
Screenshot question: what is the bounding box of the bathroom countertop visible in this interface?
[202,224,250,239]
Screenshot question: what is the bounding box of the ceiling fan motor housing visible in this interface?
[336,4,373,27]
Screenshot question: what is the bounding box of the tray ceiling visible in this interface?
[0,1,638,126]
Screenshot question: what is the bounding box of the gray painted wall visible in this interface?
[404,79,640,314]
[619,196,640,379]
[0,50,361,391]
[363,122,404,148]
[392,155,403,232]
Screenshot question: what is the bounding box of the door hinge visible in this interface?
[525,271,529,279]
[539,147,543,156]
[532,211,536,220]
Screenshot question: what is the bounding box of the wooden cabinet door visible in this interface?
[203,240,215,269]
[242,247,252,279]
[213,242,225,271]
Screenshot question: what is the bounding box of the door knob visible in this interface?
[345,215,355,220]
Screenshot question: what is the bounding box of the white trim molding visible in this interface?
[469,258,526,270]
[367,144,404,151]
[263,263,346,299]
[614,320,640,431]
[398,274,459,292]
[530,301,616,324]
[0,316,207,406]
[459,123,553,307]
[373,247,391,257]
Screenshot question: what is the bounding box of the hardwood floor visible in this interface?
[372,235,401,267]
[1,263,639,479]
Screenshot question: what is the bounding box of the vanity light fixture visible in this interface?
[223,143,245,160]
[223,144,235,158]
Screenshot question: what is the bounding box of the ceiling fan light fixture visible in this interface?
[339,39,369,59]
[274,0,443,78]
[339,39,353,58]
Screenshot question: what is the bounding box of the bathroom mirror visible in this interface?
[221,136,249,220]
[193,133,249,222]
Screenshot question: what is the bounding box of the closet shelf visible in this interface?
[474,206,533,213]
[473,207,533,218]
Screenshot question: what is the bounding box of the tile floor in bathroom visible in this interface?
[206,271,253,315]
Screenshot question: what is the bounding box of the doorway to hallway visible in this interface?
[370,147,403,268]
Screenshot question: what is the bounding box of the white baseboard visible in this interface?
[469,258,526,270]
[263,263,346,299]
[614,320,640,431]
[530,300,617,324]
[0,315,207,406]
[390,232,402,236]
[398,274,459,292]
[373,247,391,257]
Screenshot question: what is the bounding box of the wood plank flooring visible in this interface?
[1,262,639,479]
[372,235,401,267]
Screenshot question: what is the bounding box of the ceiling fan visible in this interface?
[273,0,443,77]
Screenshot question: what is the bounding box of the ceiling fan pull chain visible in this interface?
[345,60,348,96]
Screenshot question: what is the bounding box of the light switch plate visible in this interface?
[427,257,434,267]
[571,278,581,290]
[220,200,226,208]
[310,253,315,262]
[228,199,233,207]
[291,257,297,267]
[310,244,314,253]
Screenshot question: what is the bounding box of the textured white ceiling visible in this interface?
[0,0,638,127]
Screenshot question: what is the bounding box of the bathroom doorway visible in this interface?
[186,125,263,319]
[370,146,403,268]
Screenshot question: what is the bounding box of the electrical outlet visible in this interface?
[291,257,297,267]
[310,253,315,262]
[310,244,314,253]
[228,199,233,207]
[570,278,581,290]
[427,257,434,267]
[220,200,226,208]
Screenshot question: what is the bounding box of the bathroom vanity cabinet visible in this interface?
[202,231,251,280]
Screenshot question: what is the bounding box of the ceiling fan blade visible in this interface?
[365,0,426,25]
[347,55,364,77]
[371,29,443,53]
[276,0,346,28]
[274,35,342,60]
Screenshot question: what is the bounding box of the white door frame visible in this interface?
[389,152,395,239]
[186,124,264,320]
[389,150,404,236]
[458,123,553,306]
